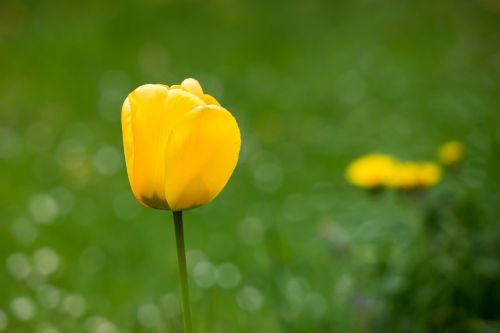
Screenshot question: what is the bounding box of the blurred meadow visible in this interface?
[1,0,500,332]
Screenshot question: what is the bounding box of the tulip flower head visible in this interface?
[121,78,241,211]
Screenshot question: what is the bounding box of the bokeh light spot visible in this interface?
[29,194,59,224]
[137,303,161,328]
[192,261,217,288]
[36,284,61,309]
[85,316,119,333]
[36,324,59,333]
[216,262,241,289]
[33,247,60,276]
[61,293,86,318]
[6,253,31,280]
[93,146,122,176]
[237,286,264,312]
[10,297,36,321]
[0,309,7,331]
[159,293,180,318]
[253,162,283,193]
[238,216,264,245]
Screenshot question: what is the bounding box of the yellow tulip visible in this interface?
[345,154,398,189]
[438,140,464,166]
[121,78,241,211]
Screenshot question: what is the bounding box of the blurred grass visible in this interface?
[1,0,500,332]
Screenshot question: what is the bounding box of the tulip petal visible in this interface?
[181,78,204,97]
[121,97,137,196]
[164,105,241,211]
[202,94,221,106]
[126,84,206,209]
[126,84,170,208]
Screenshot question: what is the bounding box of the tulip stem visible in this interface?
[173,210,193,333]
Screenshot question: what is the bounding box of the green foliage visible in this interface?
[0,0,499,332]
[377,188,500,333]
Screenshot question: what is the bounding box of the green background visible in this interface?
[1,0,499,332]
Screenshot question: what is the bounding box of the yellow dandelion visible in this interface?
[417,162,441,187]
[438,140,464,166]
[390,161,441,190]
[346,154,398,189]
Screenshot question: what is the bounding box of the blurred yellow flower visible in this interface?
[390,162,441,189]
[121,78,241,211]
[438,140,464,166]
[389,162,418,189]
[345,154,397,189]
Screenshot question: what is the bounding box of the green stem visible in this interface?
[173,210,193,333]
